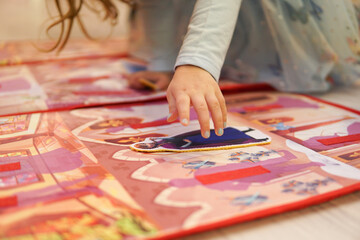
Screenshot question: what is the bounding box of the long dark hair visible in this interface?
[42,0,135,53]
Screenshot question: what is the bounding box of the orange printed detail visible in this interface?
[0,162,21,172]
[317,133,360,146]
[0,196,18,207]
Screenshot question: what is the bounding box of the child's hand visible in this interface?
[126,71,173,91]
[167,65,227,138]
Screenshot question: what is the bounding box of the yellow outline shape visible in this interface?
[130,139,271,153]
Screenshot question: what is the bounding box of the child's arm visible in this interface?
[167,0,242,138]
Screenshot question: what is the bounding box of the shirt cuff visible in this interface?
[148,52,177,72]
[175,55,221,81]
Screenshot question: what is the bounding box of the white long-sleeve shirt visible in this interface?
[175,0,242,80]
[131,0,241,80]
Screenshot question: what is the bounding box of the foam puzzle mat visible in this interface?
[0,57,168,116]
[0,54,254,117]
[1,91,359,239]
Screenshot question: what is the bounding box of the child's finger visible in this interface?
[206,94,224,136]
[126,73,146,89]
[166,92,178,122]
[139,78,158,91]
[122,73,130,79]
[156,74,171,90]
[191,95,210,138]
[215,90,227,128]
[175,93,190,126]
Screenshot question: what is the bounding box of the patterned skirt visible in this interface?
[222,0,360,92]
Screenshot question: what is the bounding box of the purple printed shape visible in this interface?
[170,150,323,191]
[0,78,31,93]
[348,122,360,134]
[1,148,83,174]
[274,96,319,109]
[13,175,102,208]
[231,96,320,113]
[302,121,360,151]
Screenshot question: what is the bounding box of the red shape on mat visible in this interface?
[0,196,18,207]
[72,90,132,95]
[317,133,360,146]
[243,104,283,112]
[196,166,270,185]
[130,119,178,129]
[68,75,110,83]
[0,162,21,172]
